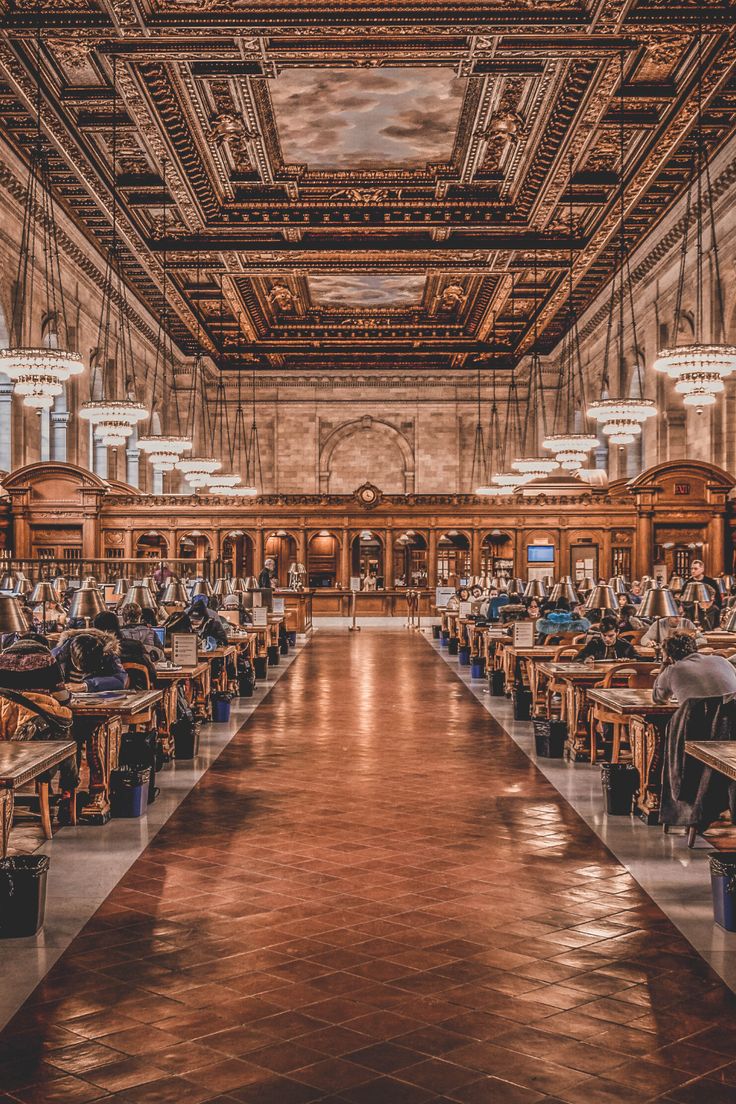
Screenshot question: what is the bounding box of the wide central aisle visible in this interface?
[2,632,736,1104]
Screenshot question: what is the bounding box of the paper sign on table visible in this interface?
[512,621,535,647]
[252,606,268,626]
[171,633,198,667]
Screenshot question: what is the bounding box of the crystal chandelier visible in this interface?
[651,32,736,410]
[137,434,191,471]
[588,53,656,446]
[512,457,558,477]
[80,57,147,446]
[542,433,600,471]
[0,29,85,408]
[177,456,222,489]
[586,397,657,444]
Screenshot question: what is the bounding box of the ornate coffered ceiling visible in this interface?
[0,0,735,374]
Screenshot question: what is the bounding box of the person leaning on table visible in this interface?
[653,632,736,704]
[575,617,641,663]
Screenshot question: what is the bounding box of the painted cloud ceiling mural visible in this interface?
[269,67,466,169]
[308,274,427,307]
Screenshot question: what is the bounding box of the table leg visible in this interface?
[564,686,591,762]
[79,716,122,825]
[0,788,13,858]
[631,717,665,825]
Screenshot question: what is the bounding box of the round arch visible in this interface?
[319,416,415,494]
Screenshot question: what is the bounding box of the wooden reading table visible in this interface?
[502,644,558,696]
[0,741,76,855]
[686,741,736,782]
[586,688,678,823]
[70,690,163,823]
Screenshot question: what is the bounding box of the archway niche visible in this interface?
[320,417,414,494]
[392,531,428,588]
[221,531,255,578]
[308,531,341,589]
[351,530,384,588]
[437,532,471,585]
[264,530,298,584]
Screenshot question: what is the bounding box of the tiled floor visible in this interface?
[2,630,736,1103]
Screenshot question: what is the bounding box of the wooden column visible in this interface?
[428,528,438,589]
[470,528,481,577]
[384,530,394,589]
[635,509,653,579]
[707,512,727,573]
[339,531,350,589]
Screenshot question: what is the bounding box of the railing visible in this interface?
[0,557,213,583]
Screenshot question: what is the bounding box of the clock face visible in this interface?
[355,482,382,508]
[361,487,376,504]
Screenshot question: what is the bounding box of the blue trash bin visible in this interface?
[471,657,486,679]
[458,645,471,666]
[110,769,150,819]
[212,697,231,724]
[710,852,736,931]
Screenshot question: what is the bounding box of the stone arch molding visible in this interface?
[319,416,415,494]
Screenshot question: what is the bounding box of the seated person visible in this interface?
[0,636,77,823]
[535,598,591,641]
[32,599,67,634]
[119,603,163,659]
[188,595,228,647]
[698,591,721,632]
[96,609,158,688]
[618,603,645,633]
[628,580,644,606]
[53,628,128,691]
[641,614,702,647]
[654,631,736,704]
[524,598,542,623]
[575,617,641,663]
[140,607,159,628]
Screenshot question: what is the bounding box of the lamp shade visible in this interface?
[716,575,735,596]
[668,574,685,593]
[722,605,736,634]
[161,580,188,605]
[190,578,213,598]
[639,585,679,620]
[212,577,234,597]
[608,576,629,595]
[577,577,594,593]
[52,576,67,598]
[243,576,260,591]
[524,579,547,599]
[507,578,524,597]
[14,577,32,597]
[120,584,157,611]
[69,586,105,621]
[82,576,99,589]
[0,594,28,635]
[230,577,247,593]
[583,584,619,612]
[0,572,17,591]
[550,580,579,605]
[682,582,715,605]
[113,578,130,597]
[30,581,56,606]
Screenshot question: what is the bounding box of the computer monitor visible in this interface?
[152,626,166,649]
[220,610,240,628]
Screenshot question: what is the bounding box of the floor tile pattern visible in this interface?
[1,631,736,1102]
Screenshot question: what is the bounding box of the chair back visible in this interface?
[552,644,582,662]
[620,629,646,644]
[123,662,151,690]
[600,661,657,689]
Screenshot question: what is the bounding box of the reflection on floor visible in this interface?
[1,629,736,1104]
[431,633,736,997]
[0,640,307,1031]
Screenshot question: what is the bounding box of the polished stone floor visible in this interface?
[1,631,736,1104]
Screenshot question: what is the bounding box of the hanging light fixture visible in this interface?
[476,310,527,496]
[206,372,242,495]
[236,362,263,497]
[469,360,488,493]
[543,160,599,471]
[652,29,736,408]
[513,256,559,480]
[176,276,225,489]
[80,56,147,443]
[0,24,85,407]
[138,158,191,473]
[588,52,656,442]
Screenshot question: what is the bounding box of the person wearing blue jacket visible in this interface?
[535,599,591,642]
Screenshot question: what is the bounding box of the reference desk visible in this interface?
[0,741,76,855]
[587,688,678,824]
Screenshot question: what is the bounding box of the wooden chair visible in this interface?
[543,644,582,718]
[591,662,658,763]
[122,662,152,691]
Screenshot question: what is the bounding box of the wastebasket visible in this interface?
[287,631,297,647]
[447,637,459,656]
[512,687,532,720]
[267,644,280,666]
[254,655,268,680]
[172,715,199,760]
[238,670,255,698]
[212,696,231,723]
[709,851,736,931]
[533,718,567,758]
[110,768,150,819]
[471,657,486,680]
[432,625,441,640]
[601,762,638,815]
[489,669,505,696]
[0,855,50,938]
[440,630,450,648]
[458,645,471,666]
